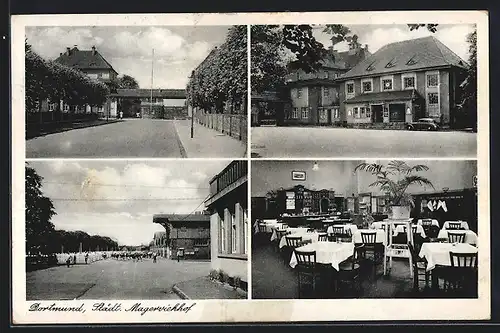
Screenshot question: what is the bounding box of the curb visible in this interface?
[27,119,123,140]
[172,121,188,158]
[172,285,190,300]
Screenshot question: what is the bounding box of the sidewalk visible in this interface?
[172,276,246,300]
[174,119,247,158]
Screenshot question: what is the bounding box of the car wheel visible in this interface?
[406,125,413,130]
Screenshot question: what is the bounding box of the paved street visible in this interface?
[26,119,186,158]
[251,127,477,158]
[26,258,210,300]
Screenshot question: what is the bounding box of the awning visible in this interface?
[344,89,422,104]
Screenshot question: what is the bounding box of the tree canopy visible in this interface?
[186,25,247,113]
[118,74,140,89]
[25,40,110,113]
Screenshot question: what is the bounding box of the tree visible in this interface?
[25,164,56,254]
[408,24,439,33]
[118,74,140,89]
[461,29,477,129]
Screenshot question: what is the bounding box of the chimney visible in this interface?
[92,45,96,55]
[59,52,62,57]
[66,47,70,55]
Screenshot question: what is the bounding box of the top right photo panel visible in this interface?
[250,24,478,158]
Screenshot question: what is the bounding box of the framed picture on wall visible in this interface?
[291,171,306,181]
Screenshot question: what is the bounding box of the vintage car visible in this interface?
[406,118,440,131]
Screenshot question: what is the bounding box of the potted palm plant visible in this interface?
[354,160,434,220]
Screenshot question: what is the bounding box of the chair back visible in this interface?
[276,229,288,241]
[411,225,418,234]
[294,250,317,269]
[360,231,377,244]
[407,242,418,261]
[421,219,433,226]
[286,236,303,248]
[258,224,267,233]
[332,226,344,235]
[327,235,336,242]
[449,252,478,268]
[447,232,466,244]
[318,233,328,242]
[447,222,462,230]
[306,228,315,233]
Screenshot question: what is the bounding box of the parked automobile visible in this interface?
[406,118,440,131]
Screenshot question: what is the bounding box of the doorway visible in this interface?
[371,104,384,123]
[320,198,329,214]
[389,103,406,122]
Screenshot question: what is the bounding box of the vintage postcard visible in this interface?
[11,11,489,324]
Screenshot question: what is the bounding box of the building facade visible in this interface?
[110,89,187,119]
[46,45,119,118]
[205,160,248,287]
[282,44,370,126]
[338,36,468,128]
[153,213,211,260]
[151,231,168,257]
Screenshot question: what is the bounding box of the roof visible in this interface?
[344,89,422,104]
[340,36,468,80]
[111,89,186,99]
[54,47,118,74]
[320,48,371,70]
[286,78,339,88]
[153,214,210,224]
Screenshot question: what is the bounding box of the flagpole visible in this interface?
[150,48,154,118]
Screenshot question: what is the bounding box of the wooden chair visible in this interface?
[339,228,353,242]
[294,250,320,298]
[421,219,433,227]
[275,229,289,254]
[258,224,268,233]
[318,233,328,242]
[332,226,344,235]
[443,252,478,295]
[306,228,315,233]
[447,232,466,244]
[336,245,363,296]
[327,234,336,242]
[447,222,462,230]
[408,242,430,292]
[359,231,382,277]
[285,236,303,249]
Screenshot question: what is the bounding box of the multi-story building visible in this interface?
[283,44,370,126]
[205,160,248,290]
[152,213,211,260]
[338,36,469,128]
[151,231,168,257]
[111,89,187,119]
[49,45,119,117]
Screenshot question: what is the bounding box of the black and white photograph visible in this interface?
[25,25,248,158]
[251,24,478,158]
[251,160,478,299]
[25,160,248,300]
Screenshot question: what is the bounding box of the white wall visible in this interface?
[163,99,186,107]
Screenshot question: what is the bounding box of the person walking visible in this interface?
[119,111,123,119]
[85,252,89,264]
[153,253,157,263]
[66,255,71,268]
[73,254,77,266]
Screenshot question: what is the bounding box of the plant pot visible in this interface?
[390,205,411,220]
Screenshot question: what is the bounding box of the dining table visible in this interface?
[437,229,478,245]
[279,230,322,248]
[443,220,470,230]
[289,241,355,271]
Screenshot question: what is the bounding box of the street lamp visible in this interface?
[189,70,195,139]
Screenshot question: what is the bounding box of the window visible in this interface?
[381,76,393,91]
[428,92,439,105]
[243,209,248,254]
[291,107,299,119]
[360,107,365,117]
[346,82,354,94]
[366,107,371,118]
[231,214,237,253]
[48,103,55,111]
[101,73,110,79]
[301,107,309,119]
[402,74,416,89]
[333,108,339,118]
[361,79,373,93]
[87,73,98,79]
[219,215,225,253]
[347,108,352,117]
[323,87,330,97]
[297,88,302,99]
[353,107,359,118]
[427,73,439,87]
[63,104,69,112]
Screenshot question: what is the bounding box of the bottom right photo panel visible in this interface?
[251,159,478,299]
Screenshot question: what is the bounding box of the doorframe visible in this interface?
[370,103,384,123]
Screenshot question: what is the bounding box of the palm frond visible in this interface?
[405,164,430,174]
[354,162,383,175]
[402,175,435,189]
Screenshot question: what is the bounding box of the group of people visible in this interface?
[110,251,159,262]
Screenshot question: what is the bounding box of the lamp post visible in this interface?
[189,70,195,139]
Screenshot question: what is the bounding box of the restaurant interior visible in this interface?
[251,160,478,299]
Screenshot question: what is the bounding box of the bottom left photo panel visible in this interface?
[24,159,249,300]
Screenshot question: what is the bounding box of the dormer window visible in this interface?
[385,58,397,68]
[406,55,418,66]
[366,61,376,71]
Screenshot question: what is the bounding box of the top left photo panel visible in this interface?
[24,25,248,158]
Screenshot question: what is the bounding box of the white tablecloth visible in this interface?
[327,224,358,235]
[443,221,470,230]
[289,242,355,271]
[417,219,440,227]
[394,224,426,238]
[419,243,478,271]
[279,230,322,248]
[352,229,386,245]
[437,229,478,245]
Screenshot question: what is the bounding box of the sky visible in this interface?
[26,26,231,89]
[28,160,230,246]
[312,24,475,62]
